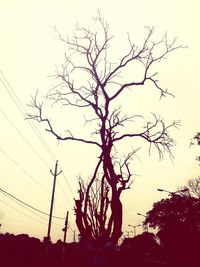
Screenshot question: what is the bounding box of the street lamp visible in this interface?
[137,212,146,217]
[137,213,148,232]
[157,188,188,196]
[128,224,141,237]
[126,230,133,238]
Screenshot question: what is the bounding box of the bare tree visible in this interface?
[75,174,110,242]
[27,11,182,244]
[194,132,200,146]
[187,177,200,198]
[179,133,200,198]
[190,132,200,162]
[179,177,200,199]
[74,151,135,243]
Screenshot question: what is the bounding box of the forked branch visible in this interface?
[27,93,101,147]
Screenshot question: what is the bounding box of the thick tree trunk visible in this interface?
[74,200,86,238]
[101,142,124,244]
[110,189,123,244]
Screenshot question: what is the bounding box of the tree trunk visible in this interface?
[110,188,123,243]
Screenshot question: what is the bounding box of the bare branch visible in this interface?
[103,27,184,100]
[84,154,103,218]
[27,92,101,147]
[113,114,181,159]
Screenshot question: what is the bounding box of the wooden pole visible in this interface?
[47,160,62,241]
[63,211,69,243]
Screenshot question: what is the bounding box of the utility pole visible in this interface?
[137,212,148,232]
[73,230,76,243]
[126,230,133,238]
[47,160,62,241]
[62,211,69,243]
[128,224,141,237]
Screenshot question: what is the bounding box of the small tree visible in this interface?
[75,174,111,242]
[194,132,200,145]
[179,132,200,198]
[190,131,200,162]
[28,11,182,244]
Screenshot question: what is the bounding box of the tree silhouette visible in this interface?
[27,11,182,244]
[190,131,200,162]
[144,195,200,265]
[75,174,111,242]
[144,194,200,234]
[179,132,200,198]
[194,132,200,145]
[179,177,200,199]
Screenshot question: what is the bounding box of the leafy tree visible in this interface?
[121,232,158,255]
[28,11,182,244]
[144,195,200,265]
[144,194,200,233]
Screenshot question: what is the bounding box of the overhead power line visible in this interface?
[0,71,78,238]
[0,147,50,193]
[0,108,50,169]
[0,187,65,220]
[0,146,67,213]
[0,198,48,226]
[0,70,56,161]
[0,197,63,229]
[1,192,78,238]
[60,167,75,199]
[0,70,76,200]
[0,72,53,170]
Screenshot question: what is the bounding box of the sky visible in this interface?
[0,0,199,242]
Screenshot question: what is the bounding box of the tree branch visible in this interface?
[113,114,180,159]
[27,93,101,147]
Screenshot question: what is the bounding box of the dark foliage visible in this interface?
[144,195,200,232]
[144,195,200,266]
[0,232,175,267]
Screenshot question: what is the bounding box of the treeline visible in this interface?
[1,230,199,267]
[0,232,160,267]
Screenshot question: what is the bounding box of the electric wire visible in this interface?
[0,195,76,234]
[4,195,63,228]
[0,71,76,201]
[0,73,79,220]
[0,93,70,212]
[0,146,65,212]
[0,198,48,226]
[0,187,65,220]
[0,70,77,234]
[0,108,50,169]
[0,148,63,215]
[60,169,75,199]
[0,71,56,162]
[0,147,50,193]
[3,193,52,222]
[0,191,64,228]
[0,193,77,237]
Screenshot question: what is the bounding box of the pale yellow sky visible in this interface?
[0,0,200,242]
